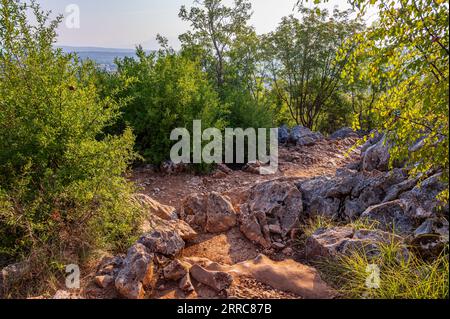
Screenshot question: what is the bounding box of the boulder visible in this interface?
[330,127,358,139]
[278,125,290,144]
[360,200,416,235]
[138,229,185,257]
[181,193,208,230]
[239,206,271,248]
[400,173,447,220]
[246,180,303,237]
[189,264,233,292]
[362,135,390,171]
[289,125,323,146]
[95,255,125,288]
[305,227,406,260]
[360,131,383,153]
[297,168,411,222]
[205,192,238,233]
[0,261,29,296]
[179,274,195,293]
[238,180,302,247]
[160,160,187,175]
[53,290,81,299]
[163,260,190,281]
[181,192,237,233]
[411,217,449,260]
[133,194,177,220]
[115,244,154,299]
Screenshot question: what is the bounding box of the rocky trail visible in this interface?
[46,127,447,300]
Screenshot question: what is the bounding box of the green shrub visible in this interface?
[101,47,224,165]
[0,0,142,283]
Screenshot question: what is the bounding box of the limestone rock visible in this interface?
[115,244,154,299]
[361,200,416,234]
[138,228,185,257]
[278,125,290,144]
[411,217,449,260]
[163,260,190,281]
[181,192,237,233]
[179,274,195,293]
[238,180,302,248]
[330,127,358,139]
[289,125,323,146]
[305,227,405,260]
[205,192,237,233]
[190,264,233,292]
[133,193,177,220]
[362,135,390,171]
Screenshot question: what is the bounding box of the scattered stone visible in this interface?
[330,127,358,139]
[181,192,237,233]
[216,163,233,175]
[179,274,195,293]
[362,134,390,171]
[272,242,286,250]
[138,229,185,257]
[160,160,186,175]
[289,126,323,146]
[163,260,190,281]
[53,290,81,299]
[282,247,294,256]
[360,200,416,234]
[243,161,262,175]
[115,244,154,299]
[305,227,406,260]
[133,194,177,220]
[95,275,115,289]
[411,217,449,260]
[268,224,282,235]
[190,264,233,292]
[205,192,237,233]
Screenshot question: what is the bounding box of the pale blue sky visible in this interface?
[40,0,373,49]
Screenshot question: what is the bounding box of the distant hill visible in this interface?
[56,46,151,72]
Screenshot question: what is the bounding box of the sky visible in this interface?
[39,0,376,50]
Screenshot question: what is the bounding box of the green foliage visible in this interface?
[0,0,142,274]
[263,6,363,128]
[100,47,223,165]
[334,0,449,199]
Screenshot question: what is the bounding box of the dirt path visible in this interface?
[128,137,360,299]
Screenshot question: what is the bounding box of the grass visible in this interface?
[297,216,449,299]
[317,241,449,299]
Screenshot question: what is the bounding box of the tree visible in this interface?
[101,46,223,165]
[263,6,363,129]
[0,0,141,292]
[328,0,449,199]
[179,0,252,93]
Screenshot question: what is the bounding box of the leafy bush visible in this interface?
[0,0,142,280]
[100,47,223,165]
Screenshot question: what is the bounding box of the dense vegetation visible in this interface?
[0,0,448,297]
